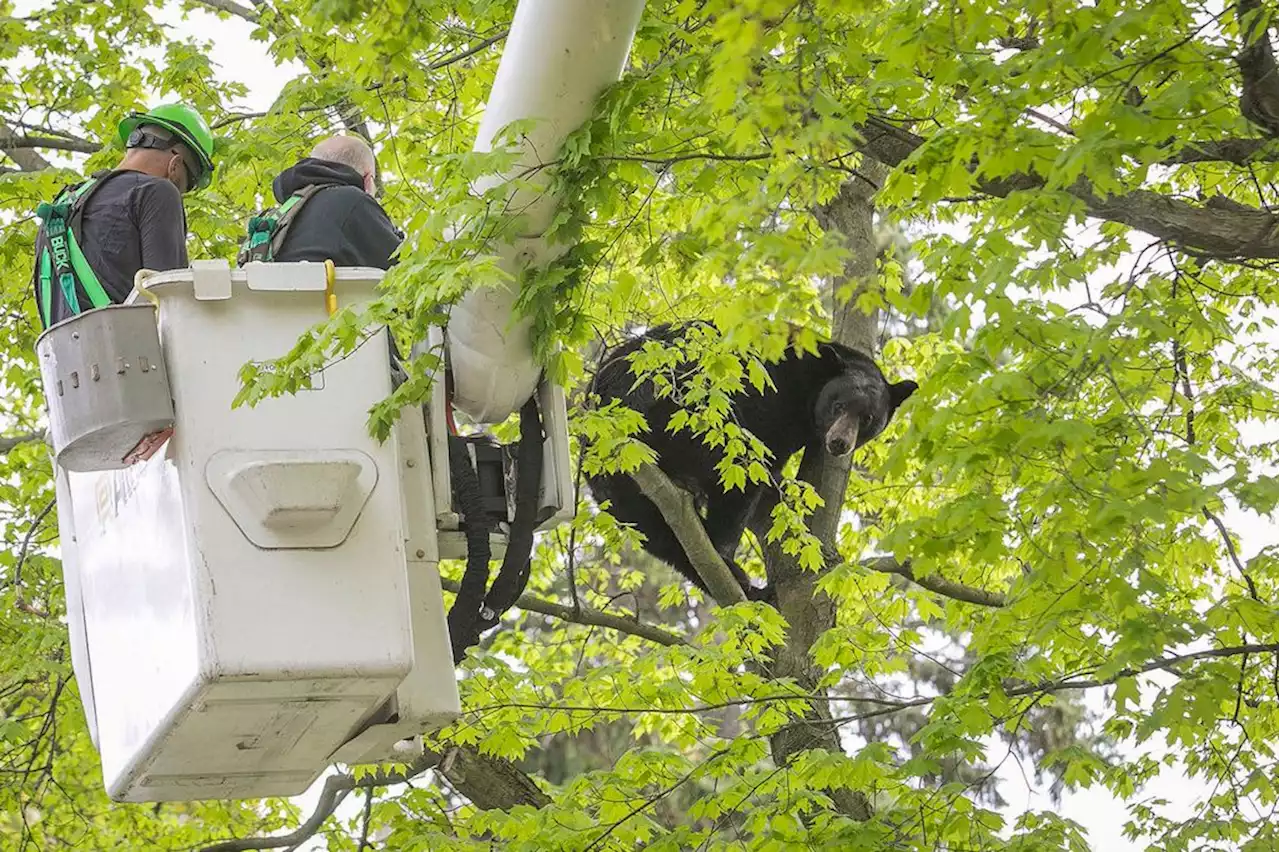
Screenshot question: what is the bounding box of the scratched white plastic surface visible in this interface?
[56,265,458,802]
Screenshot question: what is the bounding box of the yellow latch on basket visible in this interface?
[324,259,337,317]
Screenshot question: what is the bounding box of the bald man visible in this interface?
[245,134,402,269]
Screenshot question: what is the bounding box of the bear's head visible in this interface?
[812,344,917,458]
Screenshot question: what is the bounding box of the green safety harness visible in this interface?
[33,171,122,329]
[236,183,331,265]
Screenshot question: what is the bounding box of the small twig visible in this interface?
[11,498,56,594]
[356,787,374,852]
[1023,107,1076,137]
[827,642,1280,726]
[861,555,1008,608]
[426,29,510,71]
[582,747,733,852]
[1202,507,1262,602]
[1169,326,1263,604]
[1232,648,1249,724]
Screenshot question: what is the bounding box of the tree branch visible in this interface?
[356,787,373,852]
[11,498,55,596]
[190,0,261,23]
[1236,0,1279,136]
[195,756,436,852]
[236,2,379,191]
[1030,642,1279,693]
[195,742,549,851]
[0,431,45,455]
[430,745,550,810]
[1201,506,1262,602]
[862,556,1008,608]
[629,463,749,607]
[829,642,1280,727]
[426,29,510,71]
[855,117,1279,261]
[0,133,101,155]
[1165,137,1273,164]
[741,172,887,826]
[439,577,687,646]
[0,123,54,171]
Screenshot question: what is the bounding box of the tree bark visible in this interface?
[752,164,891,823]
[431,746,551,810]
[632,463,749,607]
[0,123,54,171]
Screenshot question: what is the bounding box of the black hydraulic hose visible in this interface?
[445,431,494,663]
[477,395,544,631]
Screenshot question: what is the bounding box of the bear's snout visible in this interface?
[824,415,860,457]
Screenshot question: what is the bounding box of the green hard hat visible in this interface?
[118,103,216,190]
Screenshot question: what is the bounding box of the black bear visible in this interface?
[586,321,917,602]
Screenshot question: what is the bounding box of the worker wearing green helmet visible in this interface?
[116,103,216,192]
[30,103,216,329]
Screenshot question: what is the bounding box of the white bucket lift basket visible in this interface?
[38,0,645,805]
[45,261,461,802]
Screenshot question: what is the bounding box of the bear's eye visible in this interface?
[829,399,845,415]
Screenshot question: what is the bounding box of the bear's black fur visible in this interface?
[586,321,917,602]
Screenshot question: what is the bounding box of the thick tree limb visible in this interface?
[1236,0,1279,136]
[439,576,687,647]
[1165,137,1273,164]
[740,172,889,826]
[0,123,53,171]
[862,556,1008,608]
[430,745,550,810]
[0,133,101,155]
[629,463,749,607]
[1066,186,1277,261]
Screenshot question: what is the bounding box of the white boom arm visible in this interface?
[444,0,647,423]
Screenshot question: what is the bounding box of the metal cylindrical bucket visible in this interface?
[36,304,175,472]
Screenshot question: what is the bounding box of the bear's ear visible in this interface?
[888,379,918,411]
[818,340,866,369]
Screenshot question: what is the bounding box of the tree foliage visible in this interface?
[0,0,1276,849]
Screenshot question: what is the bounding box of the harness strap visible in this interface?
[237,183,331,265]
[35,172,121,328]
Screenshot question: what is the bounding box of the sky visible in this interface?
[9,0,1277,848]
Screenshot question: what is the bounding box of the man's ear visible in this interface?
[166,154,188,194]
[889,379,918,411]
[363,171,376,196]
